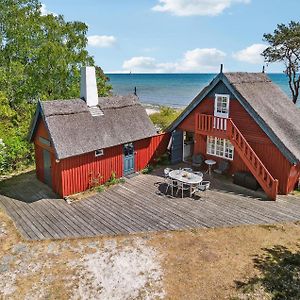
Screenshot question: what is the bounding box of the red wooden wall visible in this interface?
[33,119,62,196]
[33,118,170,197]
[135,133,170,171]
[178,96,299,194]
[60,144,123,196]
[59,133,170,197]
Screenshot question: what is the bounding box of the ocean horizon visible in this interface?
[107,73,299,108]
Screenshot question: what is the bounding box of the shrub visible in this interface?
[96,185,105,193]
[142,165,154,174]
[150,106,182,131]
[104,172,125,187]
[155,153,170,166]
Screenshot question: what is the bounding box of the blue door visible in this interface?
[123,143,135,176]
[171,130,183,164]
[43,149,52,187]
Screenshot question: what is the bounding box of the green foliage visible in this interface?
[150,106,182,131]
[155,153,170,166]
[96,185,105,193]
[105,172,125,187]
[0,0,111,174]
[262,21,300,104]
[0,139,7,173]
[142,165,154,174]
[96,66,112,96]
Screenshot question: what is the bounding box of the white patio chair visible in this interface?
[164,167,172,178]
[193,171,203,177]
[165,177,177,197]
[176,181,191,198]
[197,181,210,192]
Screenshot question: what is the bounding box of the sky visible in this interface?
[41,0,300,73]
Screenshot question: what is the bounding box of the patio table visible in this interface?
[205,159,216,175]
[168,169,203,197]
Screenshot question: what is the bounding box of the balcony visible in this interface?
[195,113,278,200]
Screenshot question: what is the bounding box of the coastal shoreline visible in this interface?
[142,103,184,115]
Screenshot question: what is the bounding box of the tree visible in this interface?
[96,66,112,96]
[0,0,111,174]
[262,21,300,104]
[0,0,111,103]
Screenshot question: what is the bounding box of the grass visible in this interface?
[150,106,182,131]
[67,172,126,200]
[1,204,300,299]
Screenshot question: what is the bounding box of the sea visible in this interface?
[107,73,299,108]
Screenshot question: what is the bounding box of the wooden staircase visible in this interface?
[196,114,278,200]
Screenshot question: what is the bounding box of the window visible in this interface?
[215,94,230,116]
[95,149,104,157]
[38,137,51,147]
[207,136,234,160]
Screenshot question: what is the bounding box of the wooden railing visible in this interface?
[196,114,228,138]
[195,114,278,200]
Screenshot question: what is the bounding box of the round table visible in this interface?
[168,169,203,197]
[205,159,216,175]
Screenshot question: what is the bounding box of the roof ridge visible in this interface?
[45,111,88,117]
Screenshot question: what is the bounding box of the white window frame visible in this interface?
[95,149,104,157]
[214,94,230,118]
[207,136,234,160]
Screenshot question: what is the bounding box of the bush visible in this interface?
[150,106,182,131]
[142,165,154,174]
[0,134,34,175]
[104,172,125,187]
[155,153,170,166]
[96,185,105,193]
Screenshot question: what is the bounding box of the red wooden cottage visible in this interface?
[168,71,300,200]
[29,67,169,197]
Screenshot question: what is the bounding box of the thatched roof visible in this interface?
[31,95,157,159]
[225,72,300,163]
[169,72,300,163]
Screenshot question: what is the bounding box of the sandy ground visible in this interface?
[145,107,159,115]
[1,206,300,300]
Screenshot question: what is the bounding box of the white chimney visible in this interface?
[80,66,98,107]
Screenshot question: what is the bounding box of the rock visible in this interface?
[0,263,9,273]
[12,243,28,255]
[47,242,58,254]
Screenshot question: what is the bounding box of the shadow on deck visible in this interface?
[0,168,299,240]
[0,171,58,203]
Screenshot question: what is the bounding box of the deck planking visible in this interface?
[0,172,300,240]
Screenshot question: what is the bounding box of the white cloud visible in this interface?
[123,57,157,71]
[233,43,267,64]
[152,0,250,16]
[177,48,226,72]
[40,3,58,16]
[88,35,117,48]
[120,48,226,73]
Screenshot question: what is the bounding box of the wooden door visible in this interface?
[171,130,183,164]
[123,143,135,175]
[43,149,52,187]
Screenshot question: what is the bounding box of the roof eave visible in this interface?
[28,100,42,142]
[167,73,223,132]
[221,75,299,164]
[28,100,60,160]
[167,72,298,164]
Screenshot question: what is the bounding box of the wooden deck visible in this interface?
[0,170,300,240]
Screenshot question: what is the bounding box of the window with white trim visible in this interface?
[214,94,230,116]
[207,136,234,160]
[95,149,104,157]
